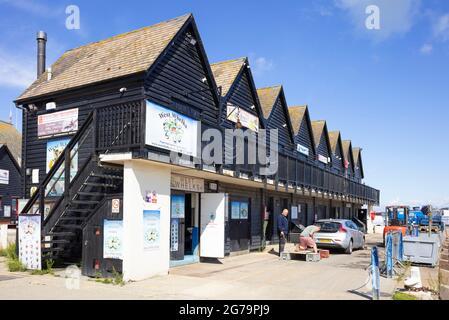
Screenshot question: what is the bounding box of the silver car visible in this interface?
[313,219,365,254]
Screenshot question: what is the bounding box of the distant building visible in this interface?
[0,121,22,222]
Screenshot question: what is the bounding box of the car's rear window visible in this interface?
[316,221,341,233]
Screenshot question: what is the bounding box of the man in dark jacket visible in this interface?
[277,209,289,256]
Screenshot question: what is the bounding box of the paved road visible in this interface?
[0,233,397,300]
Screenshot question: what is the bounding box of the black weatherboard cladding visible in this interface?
[0,146,22,210]
[295,115,315,162]
[144,25,219,126]
[333,140,343,173]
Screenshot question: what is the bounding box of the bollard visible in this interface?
[371,246,380,300]
[398,232,404,262]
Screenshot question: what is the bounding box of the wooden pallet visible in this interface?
[280,250,321,262]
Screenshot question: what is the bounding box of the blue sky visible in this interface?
[0,0,448,208]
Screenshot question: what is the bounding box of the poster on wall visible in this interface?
[291,206,298,219]
[45,138,78,197]
[38,108,78,138]
[18,215,41,270]
[240,202,249,220]
[143,210,160,251]
[171,195,185,219]
[170,219,179,252]
[103,220,123,259]
[145,101,200,157]
[0,169,9,184]
[226,104,259,132]
[3,206,11,217]
[231,201,240,219]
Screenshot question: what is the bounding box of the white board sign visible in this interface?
[3,206,11,217]
[226,104,259,132]
[297,144,309,156]
[18,215,41,270]
[38,108,78,138]
[318,154,329,164]
[145,101,200,157]
[0,169,9,185]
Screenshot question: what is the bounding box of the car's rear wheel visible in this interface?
[345,239,353,254]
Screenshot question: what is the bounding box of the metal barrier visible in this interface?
[382,231,404,278]
[371,247,380,300]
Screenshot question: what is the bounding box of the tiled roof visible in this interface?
[0,121,22,163]
[16,14,191,102]
[256,86,282,119]
[288,105,307,135]
[211,57,246,96]
[342,140,353,164]
[328,131,341,153]
[311,120,326,147]
[352,147,361,165]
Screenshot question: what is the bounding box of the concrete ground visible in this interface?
[0,233,398,300]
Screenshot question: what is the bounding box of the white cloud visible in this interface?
[251,56,274,75]
[433,13,449,41]
[0,49,35,88]
[419,43,433,54]
[334,0,421,41]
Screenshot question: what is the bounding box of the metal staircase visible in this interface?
[21,101,143,265]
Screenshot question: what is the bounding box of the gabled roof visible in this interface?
[288,105,307,135]
[342,140,355,171]
[0,121,21,163]
[352,147,364,178]
[211,57,246,97]
[16,14,192,103]
[0,144,21,172]
[311,120,326,148]
[211,57,265,129]
[328,130,345,165]
[256,85,282,119]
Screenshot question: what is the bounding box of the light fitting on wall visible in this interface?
[250,105,255,110]
[282,123,287,128]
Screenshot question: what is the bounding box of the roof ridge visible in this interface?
[211,57,246,66]
[64,13,192,55]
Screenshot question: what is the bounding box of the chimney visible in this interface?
[36,31,47,78]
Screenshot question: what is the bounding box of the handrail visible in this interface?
[21,111,94,215]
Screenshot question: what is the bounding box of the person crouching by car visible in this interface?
[277,209,289,256]
[296,224,321,253]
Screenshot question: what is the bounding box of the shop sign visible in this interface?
[297,144,309,156]
[103,220,123,259]
[171,174,204,193]
[0,169,9,184]
[226,103,259,132]
[18,215,41,270]
[318,154,328,164]
[145,101,200,157]
[38,108,78,138]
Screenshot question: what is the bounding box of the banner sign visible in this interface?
[318,154,329,164]
[297,144,309,156]
[171,195,185,218]
[18,215,41,270]
[0,169,9,184]
[170,174,204,193]
[170,219,179,252]
[103,220,123,259]
[38,108,78,138]
[226,104,259,132]
[145,101,200,157]
[143,210,160,251]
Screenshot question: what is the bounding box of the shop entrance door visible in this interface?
[229,199,250,252]
[170,193,199,265]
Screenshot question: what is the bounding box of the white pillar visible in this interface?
[0,224,8,249]
[122,160,171,281]
[366,203,374,234]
